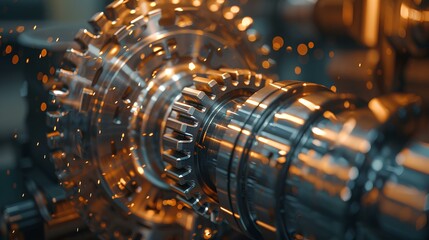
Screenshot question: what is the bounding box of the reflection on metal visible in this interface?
[1,0,429,240]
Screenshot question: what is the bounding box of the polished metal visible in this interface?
[162,69,273,218]
[170,78,428,239]
[11,0,427,240]
[48,0,271,239]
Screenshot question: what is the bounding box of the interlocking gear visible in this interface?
[47,0,273,238]
[45,1,429,240]
[162,69,272,217]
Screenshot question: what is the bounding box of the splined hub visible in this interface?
[163,69,272,218]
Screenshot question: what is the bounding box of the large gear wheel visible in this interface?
[162,69,272,218]
[47,0,274,239]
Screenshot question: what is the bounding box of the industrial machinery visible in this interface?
[1,0,429,239]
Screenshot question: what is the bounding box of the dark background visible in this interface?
[0,0,111,213]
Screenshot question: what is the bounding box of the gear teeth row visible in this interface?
[105,1,129,20]
[89,12,111,34]
[162,68,272,218]
[49,0,276,237]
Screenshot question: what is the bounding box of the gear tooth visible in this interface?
[113,25,129,42]
[177,196,209,215]
[57,69,75,86]
[163,149,191,168]
[75,29,96,50]
[206,70,231,84]
[170,182,195,199]
[164,134,192,151]
[157,6,178,27]
[125,0,138,9]
[130,15,146,27]
[80,88,95,113]
[236,69,253,84]
[244,72,255,86]
[167,118,197,135]
[105,1,127,21]
[218,68,238,79]
[58,68,93,88]
[236,69,253,78]
[64,48,85,67]
[147,8,162,19]
[219,68,250,82]
[47,131,65,149]
[89,12,109,33]
[182,88,211,106]
[165,166,192,185]
[193,76,221,94]
[176,196,199,210]
[172,102,197,116]
[254,72,272,87]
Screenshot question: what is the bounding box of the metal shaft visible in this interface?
[166,77,429,239]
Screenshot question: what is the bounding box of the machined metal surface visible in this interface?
[163,69,272,219]
[7,0,426,240]
[49,0,271,239]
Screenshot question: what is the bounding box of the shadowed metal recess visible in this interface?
[2,0,429,240]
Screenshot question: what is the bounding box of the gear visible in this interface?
[48,0,274,238]
[162,68,272,217]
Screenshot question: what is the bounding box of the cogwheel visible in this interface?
[162,68,272,217]
[47,0,275,239]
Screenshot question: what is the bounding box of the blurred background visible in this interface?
[1,0,428,239]
[0,1,110,237]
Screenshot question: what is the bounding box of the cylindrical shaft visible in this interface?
[202,81,427,239]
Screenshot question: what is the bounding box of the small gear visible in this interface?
[163,68,272,217]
